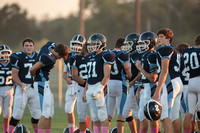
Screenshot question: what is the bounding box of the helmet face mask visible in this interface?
[122,33,140,53]
[70,35,86,53]
[121,41,133,53]
[136,40,151,53]
[0,45,12,61]
[87,33,106,53]
[136,32,158,54]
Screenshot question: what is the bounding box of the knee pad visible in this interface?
[97,107,107,122]
[31,117,39,124]
[10,117,20,126]
[126,116,133,122]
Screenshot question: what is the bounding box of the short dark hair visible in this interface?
[176,43,190,55]
[55,44,69,60]
[115,38,125,48]
[195,34,200,46]
[22,38,35,46]
[157,28,173,43]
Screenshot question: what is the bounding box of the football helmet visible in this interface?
[70,34,86,53]
[197,109,200,120]
[144,99,162,121]
[63,127,91,133]
[87,33,106,53]
[0,44,12,61]
[136,32,158,53]
[109,127,117,133]
[14,124,30,133]
[121,33,140,53]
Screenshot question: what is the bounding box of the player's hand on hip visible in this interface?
[135,60,142,70]
[21,85,27,93]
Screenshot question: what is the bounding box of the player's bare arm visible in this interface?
[63,72,72,85]
[72,67,86,86]
[129,72,141,87]
[123,62,132,80]
[153,58,169,101]
[30,61,43,76]
[12,67,26,92]
[135,60,157,82]
[101,64,111,86]
[82,82,88,103]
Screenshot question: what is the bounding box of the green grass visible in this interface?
[0,105,139,133]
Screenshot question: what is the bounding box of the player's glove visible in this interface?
[92,83,104,100]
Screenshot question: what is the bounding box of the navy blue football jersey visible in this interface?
[0,61,13,86]
[85,50,115,85]
[157,45,181,81]
[183,47,200,78]
[64,52,76,79]
[71,54,87,80]
[34,41,57,81]
[140,50,158,83]
[110,50,129,80]
[130,51,142,81]
[10,51,38,84]
[180,56,189,85]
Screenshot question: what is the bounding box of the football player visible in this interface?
[134,32,159,133]
[176,43,190,120]
[30,42,69,133]
[9,39,41,133]
[0,45,13,133]
[122,33,140,133]
[107,37,132,133]
[153,28,183,133]
[183,35,200,133]
[63,35,86,133]
[71,40,90,133]
[82,33,115,133]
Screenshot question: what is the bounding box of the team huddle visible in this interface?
[0,28,200,133]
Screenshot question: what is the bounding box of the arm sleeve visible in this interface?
[10,53,20,69]
[102,50,115,65]
[157,46,174,60]
[147,53,158,73]
[39,54,54,66]
[118,52,129,65]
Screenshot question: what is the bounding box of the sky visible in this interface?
[0,0,79,21]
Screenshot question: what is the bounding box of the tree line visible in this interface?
[0,0,199,51]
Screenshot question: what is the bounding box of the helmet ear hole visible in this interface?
[144,99,162,121]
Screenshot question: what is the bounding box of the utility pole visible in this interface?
[136,0,141,33]
[58,59,62,107]
[79,0,85,36]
